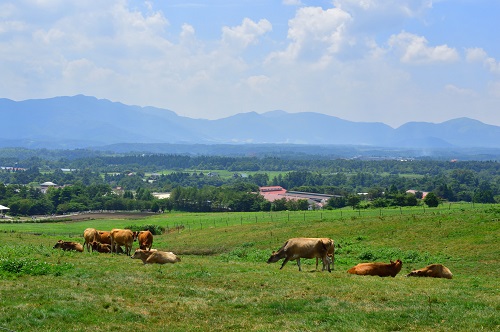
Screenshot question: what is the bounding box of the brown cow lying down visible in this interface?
[91,241,124,254]
[406,264,453,279]
[347,259,403,277]
[136,230,154,250]
[131,249,181,264]
[53,240,84,252]
[91,241,111,253]
[267,237,334,272]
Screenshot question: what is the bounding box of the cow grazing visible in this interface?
[83,228,98,252]
[131,249,180,265]
[53,240,84,252]
[406,264,453,279]
[267,237,334,272]
[347,259,403,277]
[137,230,154,250]
[110,229,134,255]
[91,241,111,253]
[95,231,111,245]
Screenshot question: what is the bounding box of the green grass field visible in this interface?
[0,207,499,331]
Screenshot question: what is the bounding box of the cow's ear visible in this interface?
[390,260,394,264]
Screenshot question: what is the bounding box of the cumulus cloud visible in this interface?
[222,18,272,49]
[268,6,352,62]
[466,48,500,74]
[388,31,459,64]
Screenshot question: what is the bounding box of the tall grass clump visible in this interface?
[124,224,165,235]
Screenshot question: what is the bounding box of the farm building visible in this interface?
[259,186,339,209]
[40,181,58,193]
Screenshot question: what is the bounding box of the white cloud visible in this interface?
[466,48,500,74]
[268,7,352,63]
[444,84,477,97]
[282,0,302,5]
[388,31,459,64]
[222,18,272,49]
[333,0,433,17]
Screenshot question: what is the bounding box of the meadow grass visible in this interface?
[0,206,498,331]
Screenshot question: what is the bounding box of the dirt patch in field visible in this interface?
[60,212,156,221]
[42,212,157,222]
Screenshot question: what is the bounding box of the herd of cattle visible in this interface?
[53,228,180,264]
[52,233,453,279]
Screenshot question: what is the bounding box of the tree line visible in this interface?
[1,152,499,216]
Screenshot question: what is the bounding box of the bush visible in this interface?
[0,257,73,276]
[125,224,165,235]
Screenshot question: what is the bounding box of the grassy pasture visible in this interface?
[0,207,499,331]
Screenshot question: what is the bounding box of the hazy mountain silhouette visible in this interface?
[1,95,499,149]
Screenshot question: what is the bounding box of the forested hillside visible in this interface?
[1,149,499,216]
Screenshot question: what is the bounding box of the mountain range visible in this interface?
[1,95,499,151]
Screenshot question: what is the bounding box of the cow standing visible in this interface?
[406,264,453,279]
[95,231,111,245]
[347,259,403,277]
[267,237,334,272]
[110,229,134,255]
[136,230,154,250]
[83,228,98,252]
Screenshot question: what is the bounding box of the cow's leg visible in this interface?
[322,256,331,272]
[296,258,302,271]
[316,257,319,270]
[280,257,291,270]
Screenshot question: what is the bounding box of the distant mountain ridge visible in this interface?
[1,95,499,149]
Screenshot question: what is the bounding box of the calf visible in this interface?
[267,237,334,272]
[137,230,154,250]
[406,264,453,279]
[347,259,403,277]
[91,241,111,253]
[83,228,98,252]
[53,240,84,252]
[110,229,134,255]
[131,249,180,264]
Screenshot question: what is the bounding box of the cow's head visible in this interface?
[267,251,282,264]
[132,231,139,241]
[53,240,64,249]
[392,259,403,272]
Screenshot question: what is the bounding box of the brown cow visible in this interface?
[131,249,181,264]
[267,237,334,272]
[347,259,403,277]
[110,229,134,255]
[91,241,111,253]
[137,230,153,250]
[406,264,453,279]
[53,240,84,252]
[95,231,111,245]
[83,228,98,252]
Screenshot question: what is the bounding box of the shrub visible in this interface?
[125,224,165,235]
[0,257,73,276]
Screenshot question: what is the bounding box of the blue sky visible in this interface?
[1,0,499,127]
